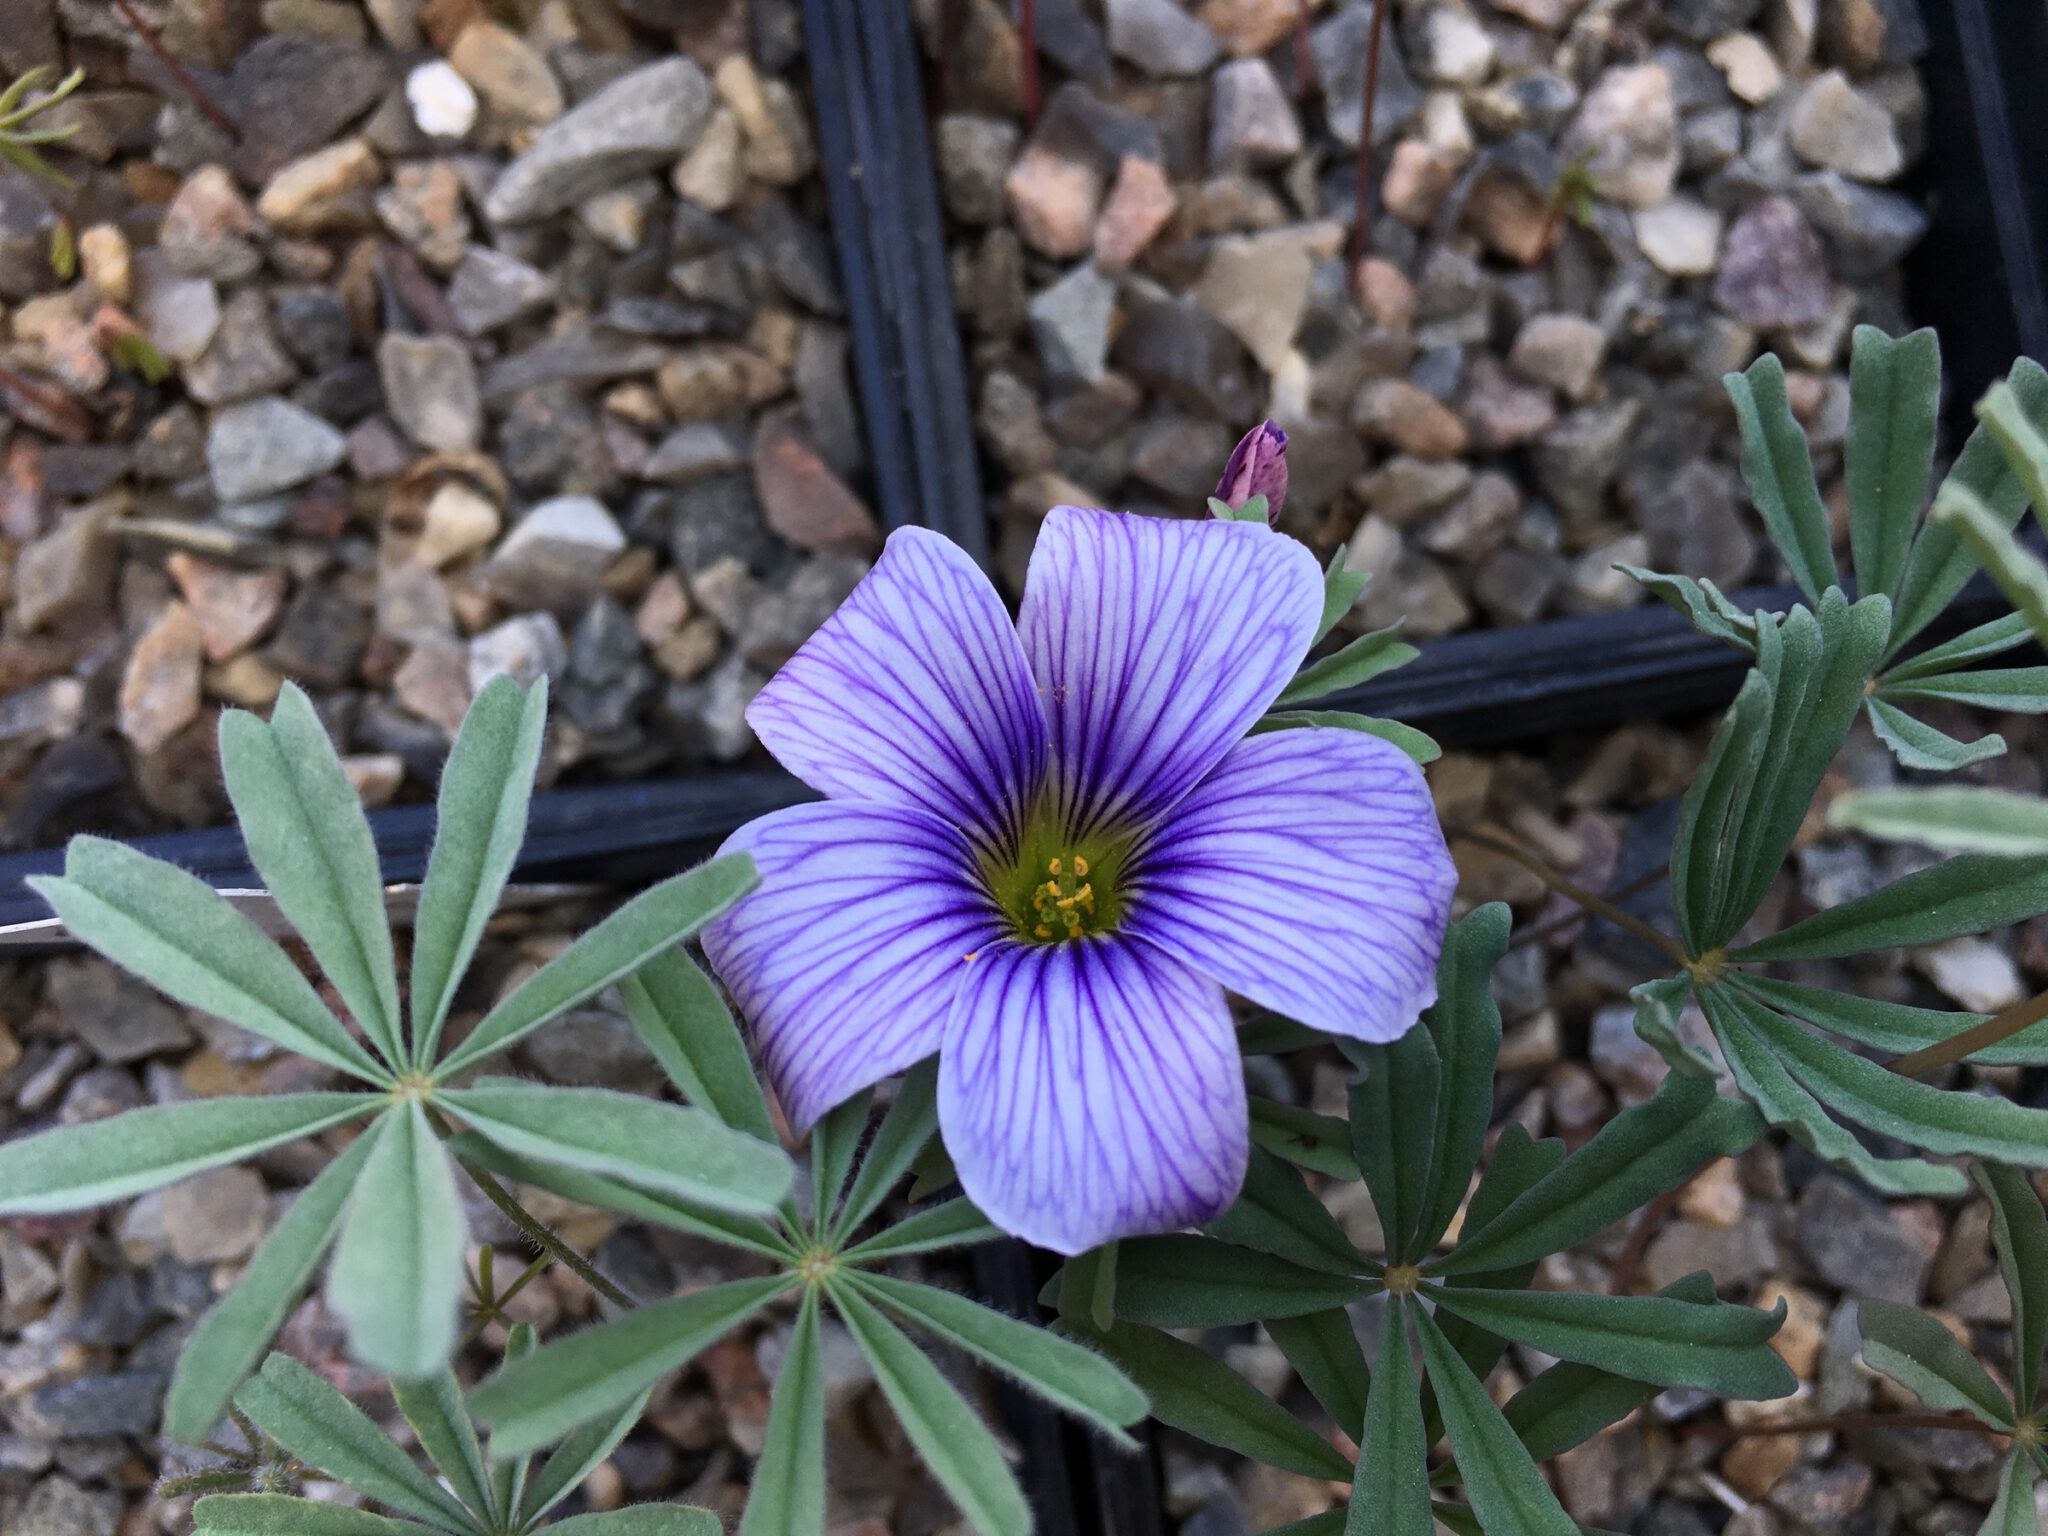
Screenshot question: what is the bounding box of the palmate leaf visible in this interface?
[1732,851,2048,964]
[1977,1163,2048,1411]
[194,1496,437,1535]
[1846,326,1940,601]
[738,1288,825,1536]
[1353,1301,1429,1536]
[165,1121,385,1444]
[1069,1317,1351,1480]
[618,948,777,1142]
[28,838,386,1083]
[1434,1075,1763,1278]
[1425,1285,1795,1399]
[1703,986,1966,1197]
[0,1092,379,1217]
[1890,356,2048,655]
[1204,1147,1362,1276]
[1864,696,2008,771]
[410,675,548,1067]
[220,684,403,1071]
[327,1101,466,1381]
[849,1270,1147,1442]
[1412,1305,1577,1536]
[440,1079,791,1216]
[1106,1234,1371,1327]
[237,1354,476,1532]
[1726,352,1837,602]
[830,1277,1031,1536]
[1267,1307,1370,1436]
[473,1275,793,1457]
[434,854,760,1079]
[1859,1298,2015,1426]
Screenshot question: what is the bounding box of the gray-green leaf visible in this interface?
[1976,1163,2048,1412]
[738,1287,825,1536]
[617,946,775,1142]
[1865,696,2008,772]
[1726,352,1837,602]
[519,1389,653,1527]
[1732,852,2048,964]
[194,1495,437,1535]
[1109,1234,1371,1326]
[1277,625,1417,708]
[1846,325,1939,601]
[1411,905,1510,1256]
[1979,1452,2042,1536]
[1832,786,2048,859]
[1859,1297,2015,1426]
[831,1060,939,1243]
[1413,1305,1577,1536]
[1351,1301,1429,1536]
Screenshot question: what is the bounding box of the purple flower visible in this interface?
[1215,420,1290,523]
[704,507,1456,1255]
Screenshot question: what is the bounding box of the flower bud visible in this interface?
[1214,420,1289,524]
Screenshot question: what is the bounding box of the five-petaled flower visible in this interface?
[704,506,1457,1254]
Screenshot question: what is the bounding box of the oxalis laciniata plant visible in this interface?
[5,355,2048,1533]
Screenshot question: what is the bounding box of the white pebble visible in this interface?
[407,60,479,140]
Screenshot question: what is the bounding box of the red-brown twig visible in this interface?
[1890,986,2048,1078]
[1348,0,1389,275]
[110,0,240,142]
[1609,1183,1687,1295]
[1019,0,1040,127]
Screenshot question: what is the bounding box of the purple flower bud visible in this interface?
[1215,420,1289,524]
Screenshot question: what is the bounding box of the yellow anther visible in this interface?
[1074,856,1089,877]
[1048,857,1062,875]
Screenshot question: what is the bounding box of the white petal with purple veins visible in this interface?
[1126,729,1456,1042]
[1018,507,1323,839]
[703,801,1003,1132]
[746,527,1049,849]
[939,937,1247,1255]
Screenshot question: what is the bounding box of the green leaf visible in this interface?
[1732,852,2048,963]
[1249,1098,1361,1180]
[617,948,776,1143]
[832,1061,938,1243]
[842,1198,1002,1261]
[850,1270,1147,1442]
[164,1121,385,1444]
[1435,1076,1762,1277]
[327,1101,465,1381]
[1629,975,1719,1080]
[1109,1235,1371,1327]
[1846,326,1940,601]
[1981,376,2048,529]
[0,1092,378,1217]
[434,855,759,1079]
[1670,667,1772,956]
[1456,1124,1566,1267]
[410,675,547,1066]
[1980,1452,2042,1536]
[521,1388,653,1527]
[1266,1308,1369,1436]
[1426,1285,1795,1399]
[1277,625,1418,708]
[1618,566,1762,655]
[543,1511,723,1536]
[1318,548,1371,643]
[1858,1297,2015,1426]
[1411,905,1509,1257]
[1833,787,2048,859]
[441,1080,790,1216]
[220,685,404,1070]
[1726,352,1837,602]
[807,1091,868,1238]
[28,838,385,1083]
[1731,973,2048,1066]
[1069,1318,1352,1480]
[1891,357,2048,654]
[737,1288,825,1536]
[1054,1241,1118,1333]
[236,1354,475,1532]
[831,1276,1032,1536]
[1412,1305,1578,1536]
[1884,612,2038,682]
[1976,1163,2048,1411]
[1239,1014,1333,1055]
[1703,986,1966,1196]
[1930,478,2048,649]
[1204,1148,1362,1276]
[473,1275,792,1458]
[1254,710,1441,765]
[1352,1301,1430,1536]
[1734,998,2048,1170]
[1884,667,2048,711]
[445,1131,789,1260]
[392,1372,494,1527]
[1349,1025,1441,1266]
[1865,697,2008,772]
[193,1496,437,1535]
[1501,1273,1720,1460]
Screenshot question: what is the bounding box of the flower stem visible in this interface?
[1348,0,1389,275]
[1888,986,2048,1079]
[1463,828,1688,965]
[109,0,241,141]
[456,1151,635,1310]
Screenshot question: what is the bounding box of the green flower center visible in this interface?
[985,820,1134,944]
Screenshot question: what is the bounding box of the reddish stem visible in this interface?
[110,0,241,142]
[1019,0,1040,127]
[1609,1184,1685,1296]
[1349,0,1389,275]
